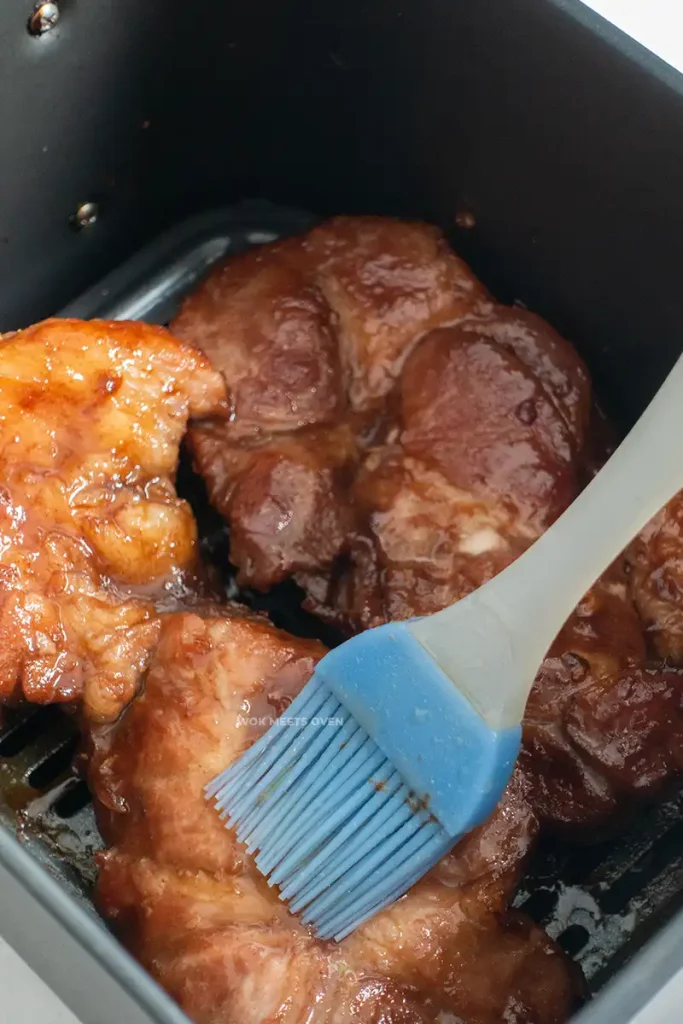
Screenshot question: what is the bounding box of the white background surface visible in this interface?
[3,2,683,1023]
[580,0,683,73]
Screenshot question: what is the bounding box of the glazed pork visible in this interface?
[174,216,683,836]
[521,562,683,832]
[89,607,580,1024]
[626,491,683,660]
[0,318,226,719]
[177,216,494,592]
[175,217,589,624]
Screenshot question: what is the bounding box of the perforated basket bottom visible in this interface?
[1,201,679,993]
[514,789,683,986]
[0,705,100,910]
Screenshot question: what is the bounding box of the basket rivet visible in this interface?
[72,202,99,230]
[28,1,60,35]
[455,210,476,230]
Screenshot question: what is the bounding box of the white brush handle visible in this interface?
[410,352,683,730]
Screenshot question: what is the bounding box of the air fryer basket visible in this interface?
[3,1,683,1023]
[0,202,680,1024]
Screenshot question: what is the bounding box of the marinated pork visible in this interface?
[0,318,226,719]
[90,608,580,1024]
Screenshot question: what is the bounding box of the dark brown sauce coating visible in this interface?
[190,420,358,590]
[0,318,226,720]
[170,240,345,433]
[626,491,683,660]
[400,329,576,530]
[458,306,591,452]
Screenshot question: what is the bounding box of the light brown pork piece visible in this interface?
[90,609,580,1024]
[0,318,226,719]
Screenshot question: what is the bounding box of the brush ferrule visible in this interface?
[318,621,521,838]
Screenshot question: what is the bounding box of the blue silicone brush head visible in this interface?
[206,620,521,940]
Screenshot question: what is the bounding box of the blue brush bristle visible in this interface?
[208,679,452,940]
[207,620,521,940]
